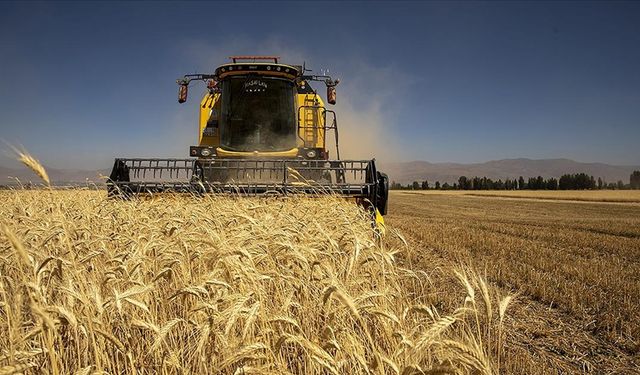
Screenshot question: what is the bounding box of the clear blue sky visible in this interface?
[1,1,639,169]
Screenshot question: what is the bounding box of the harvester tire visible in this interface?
[376,171,389,215]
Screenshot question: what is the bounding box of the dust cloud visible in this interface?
[322,58,409,164]
[331,96,404,163]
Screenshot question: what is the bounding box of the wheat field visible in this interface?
[388,191,640,374]
[0,188,510,375]
[402,190,640,203]
[4,154,637,374]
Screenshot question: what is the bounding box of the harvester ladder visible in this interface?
[302,96,319,147]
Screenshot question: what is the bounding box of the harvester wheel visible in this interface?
[107,160,132,199]
[375,171,389,215]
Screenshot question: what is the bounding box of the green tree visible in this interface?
[435,181,441,190]
[518,176,525,190]
[559,174,574,189]
[458,176,470,190]
[505,179,515,190]
[630,171,640,189]
[472,176,482,190]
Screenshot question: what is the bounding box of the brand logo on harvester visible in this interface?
[203,128,217,136]
[243,80,268,93]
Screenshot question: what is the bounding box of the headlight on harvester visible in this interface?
[201,148,211,157]
[306,150,317,158]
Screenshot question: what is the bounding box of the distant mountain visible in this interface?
[0,165,109,186]
[1,158,639,186]
[379,158,640,185]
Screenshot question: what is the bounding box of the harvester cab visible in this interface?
[108,56,389,224]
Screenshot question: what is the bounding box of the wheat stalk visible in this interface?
[16,150,50,186]
[0,189,512,373]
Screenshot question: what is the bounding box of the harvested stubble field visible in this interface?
[406,190,640,203]
[1,189,511,375]
[387,190,640,374]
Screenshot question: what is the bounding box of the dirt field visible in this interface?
[386,190,640,374]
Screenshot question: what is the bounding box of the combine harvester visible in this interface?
[107,56,388,226]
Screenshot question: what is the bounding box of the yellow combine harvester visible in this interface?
[107,56,389,222]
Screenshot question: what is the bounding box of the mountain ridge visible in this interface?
[0,164,110,185]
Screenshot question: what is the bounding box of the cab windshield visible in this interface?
[219,76,297,151]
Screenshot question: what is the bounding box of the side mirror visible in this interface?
[327,86,336,105]
[178,84,188,103]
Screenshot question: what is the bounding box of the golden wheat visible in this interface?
[0,158,513,374]
[14,149,50,186]
[0,188,515,374]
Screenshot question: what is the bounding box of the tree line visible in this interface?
[391,170,640,190]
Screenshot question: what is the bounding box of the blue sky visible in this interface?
[1,1,639,169]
